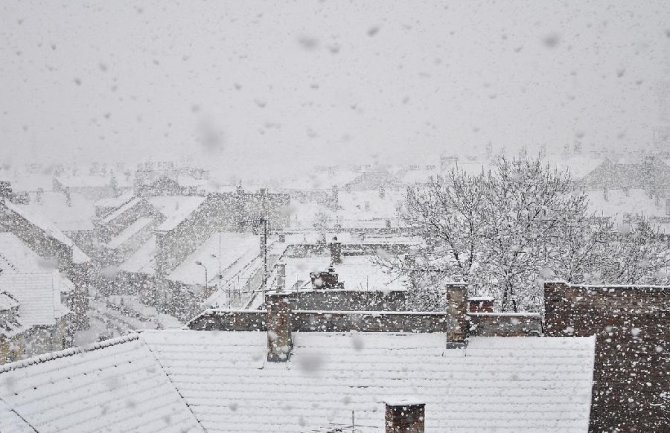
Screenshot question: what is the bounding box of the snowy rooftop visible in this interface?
[0,232,56,274]
[107,217,154,249]
[94,191,134,209]
[168,232,259,285]
[119,235,156,275]
[1,200,90,264]
[16,191,96,232]
[281,255,406,291]
[0,273,70,333]
[147,195,205,231]
[585,188,667,221]
[0,334,203,433]
[100,197,142,224]
[0,331,595,433]
[55,175,112,188]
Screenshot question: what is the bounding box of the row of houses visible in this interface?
[0,280,666,432]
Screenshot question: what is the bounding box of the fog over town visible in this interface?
[0,1,668,432]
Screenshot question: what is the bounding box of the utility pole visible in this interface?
[195,261,208,296]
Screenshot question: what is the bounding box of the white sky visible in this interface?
[1,0,669,177]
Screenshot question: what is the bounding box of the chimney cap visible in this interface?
[384,399,425,407]
[467,296,494,302]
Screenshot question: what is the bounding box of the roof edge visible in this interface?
[0,333,140,374]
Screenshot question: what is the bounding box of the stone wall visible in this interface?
[544,282,670,432]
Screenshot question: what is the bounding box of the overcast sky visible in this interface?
[1,0,669,177]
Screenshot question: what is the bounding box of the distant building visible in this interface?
[0,233,76,364]
[580,156,670,195]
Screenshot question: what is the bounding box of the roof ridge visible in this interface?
[0,333,140,374]
[140,332,207,432]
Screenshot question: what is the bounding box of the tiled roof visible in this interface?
[0,329,595,433]
[0,399,35,433]
[142,331,595,433]
[0,334,203,433]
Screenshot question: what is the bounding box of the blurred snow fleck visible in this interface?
[297,36,319,51]
[542,33,561,48]
[297,352,324,374]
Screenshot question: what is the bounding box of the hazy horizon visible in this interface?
[2,0,669,177]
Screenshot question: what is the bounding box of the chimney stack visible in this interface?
[385,402,425,433]
[266,293,292,362]
[329,237,342,264]
[446,284,468,348]
[468,296,494,313]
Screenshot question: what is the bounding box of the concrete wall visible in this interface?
[544,282,670,432]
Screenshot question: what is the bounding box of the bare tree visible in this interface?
[383,155,670,312]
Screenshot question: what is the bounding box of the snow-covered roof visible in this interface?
[0,330,595,433]
[168,232,259,285]
[142,331,595,432]
[147,196,205,231]
[0,334,204,433]
[585,189,667,221]
[16,191,96,232]
[0,292,19,311]
[0,232,56,273]
[0,273,70,330]
[55,175,111,188]
[95,191,134,210]
[0,233,71,333]
[281,255,407,291]
[1,200,90,264]
[100,197,142,224]
[0,399,34,433]
[119,235,156,275]
[107,217,154,249]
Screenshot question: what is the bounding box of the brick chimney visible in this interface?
[468,296,494,313]
[446,284,468,348]
[266,294,292,362]
[329,237,342,264]
[385,402,425,433]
